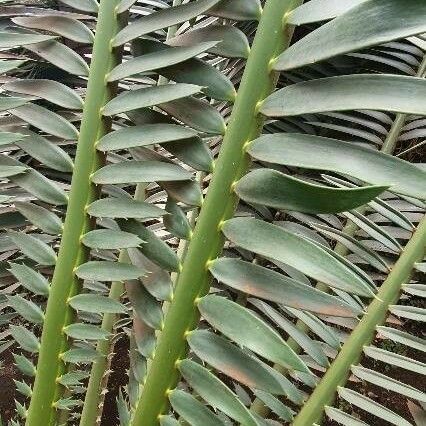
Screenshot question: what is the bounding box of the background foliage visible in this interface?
[0,0,425,425]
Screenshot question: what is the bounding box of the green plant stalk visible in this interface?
[82,0,185,417]
[131,1,302,424]
[82,1,187,414]
[79,255,127,426]
[251,52,426,417]
[293,215,426,425]
[285,52,426,350]
[81,188,144,424]
[26,1,122,424]
[382,55,426,155]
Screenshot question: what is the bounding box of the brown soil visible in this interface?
[0,338,129,425]
[0,347,20,422]
[100,338,130,426]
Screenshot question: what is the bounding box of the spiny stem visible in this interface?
[290,52,426,426]
[79,254,127,426]
[131,1,302,424]
[81,188,142,425]
[83,0,186,416]
[293,215,426,425]
[251,51,426,418]
[26,1,123,424]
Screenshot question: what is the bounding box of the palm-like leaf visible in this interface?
[0,1,425,426]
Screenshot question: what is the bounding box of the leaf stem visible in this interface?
[293,215,426,425]
[131,1,301,424]
[79,256,126,426]
[382,54,426,155]
[82,0,186,418]
[251,50,426,418]
[26,1,123,424]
